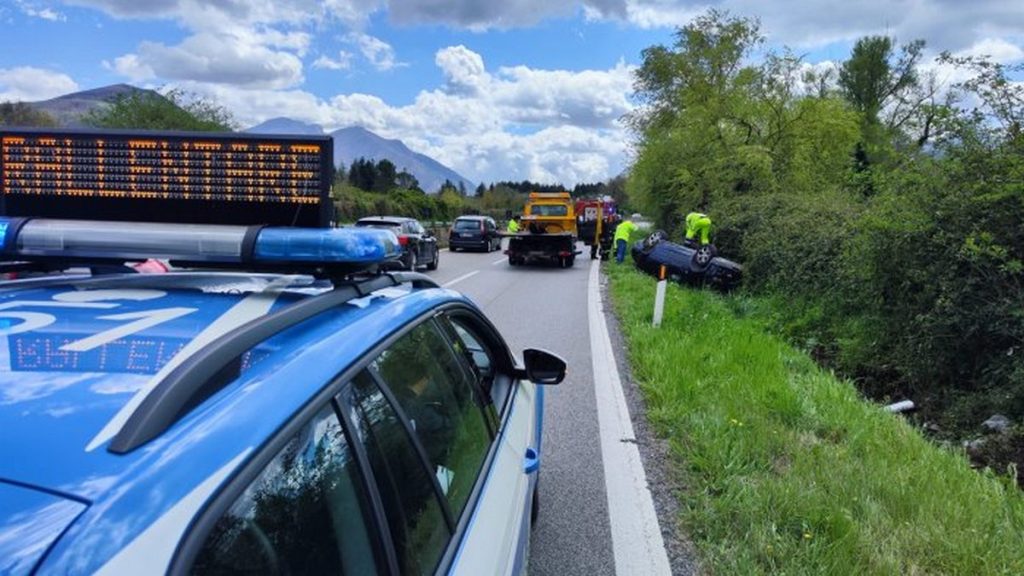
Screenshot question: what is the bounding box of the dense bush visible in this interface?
[627,10,1024,443]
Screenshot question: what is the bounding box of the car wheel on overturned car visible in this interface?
[427,248,439,270]
[642,230,667,253]
[690,244,717,271]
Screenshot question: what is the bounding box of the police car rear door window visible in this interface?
[342,369,450,576]
[369,321,491,521]
[191,404,380,575]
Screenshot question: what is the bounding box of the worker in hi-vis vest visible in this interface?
[613,217,636,263]
[685,211,712,245]
[506,216,520,233]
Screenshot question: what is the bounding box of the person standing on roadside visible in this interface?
[684,210,712,246]
[613,217,636,263]
[505,215,520,251]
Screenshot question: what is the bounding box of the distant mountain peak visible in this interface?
[246,117,324,135]
[247,118,475,194]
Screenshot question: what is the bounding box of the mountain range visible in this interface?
[17,85,475,195]
[246,117,475,194]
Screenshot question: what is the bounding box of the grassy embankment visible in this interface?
[605,263,1024,574]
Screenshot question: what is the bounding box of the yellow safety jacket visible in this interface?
[685,212,711,244]
[614,220,636,242]
[507,219,520,233]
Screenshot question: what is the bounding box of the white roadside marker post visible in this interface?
[653,265,667,327]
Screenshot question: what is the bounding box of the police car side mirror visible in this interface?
[517,348,566,385]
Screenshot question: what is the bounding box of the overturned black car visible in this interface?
[631,230,743,291]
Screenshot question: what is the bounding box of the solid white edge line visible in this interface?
[589,259,672,575]
[442,270,480,288]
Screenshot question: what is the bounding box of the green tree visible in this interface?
[373,159,397,192]
[628,10,765,232]
[838,36,933,167]
[0,101,58,127]
[83,88,235,131]
[396,169,421,192]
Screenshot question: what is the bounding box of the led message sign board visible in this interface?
[0,128,334,227]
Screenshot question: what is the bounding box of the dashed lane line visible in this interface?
[442,270,480,288]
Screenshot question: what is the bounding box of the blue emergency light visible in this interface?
[0,217,401,271]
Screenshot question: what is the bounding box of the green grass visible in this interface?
[605,263,1024,575]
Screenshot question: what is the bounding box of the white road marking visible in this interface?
[588,259,671,575]
[491,257,508,265]
[443,270,480,288]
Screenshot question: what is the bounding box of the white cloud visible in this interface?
[959,37,1024,64]
[313,51,354,70]
[112,32,305,89]
[179,46,634,185]
[436,45,490,95]
[15,0,66,21]
[387,0,625,29]
[346,32,402,71]
[619,0,1024,57]
[0,66,78,101]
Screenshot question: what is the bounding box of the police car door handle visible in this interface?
[524,447,539,474]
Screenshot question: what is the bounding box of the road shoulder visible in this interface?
[598,264,702,576]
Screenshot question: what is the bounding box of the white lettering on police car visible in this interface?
[0,300,118,336]
[86,276,298,452]
[61,308,197,352]
[53,289,167,303]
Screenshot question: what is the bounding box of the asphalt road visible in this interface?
[423,245,617,575]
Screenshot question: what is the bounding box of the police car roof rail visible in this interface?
[107,271,439,454]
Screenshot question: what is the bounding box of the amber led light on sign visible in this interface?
[1,134,323,203]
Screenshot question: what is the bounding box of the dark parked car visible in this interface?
[631,230,743,291]
[356,216,440,270]
[449,215,501,252]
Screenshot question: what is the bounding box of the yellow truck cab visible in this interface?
[507,192,580,268]
[522,192,577,235]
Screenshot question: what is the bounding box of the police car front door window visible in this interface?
[370,321,490,522]
[191,404,379,575]
[441,314,512,416]
[344,370,450,576]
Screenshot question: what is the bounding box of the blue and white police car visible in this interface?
[0,217,563,575]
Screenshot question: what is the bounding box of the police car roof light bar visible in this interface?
[0,217,402,276]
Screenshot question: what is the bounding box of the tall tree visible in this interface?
[838,37,928,133]
[373,159,397,192]
[396,169,421,191]
[628,11,765,231]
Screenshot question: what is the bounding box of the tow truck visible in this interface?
[506,191,580,268]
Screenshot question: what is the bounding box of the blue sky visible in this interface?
[1,0,1022,187]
